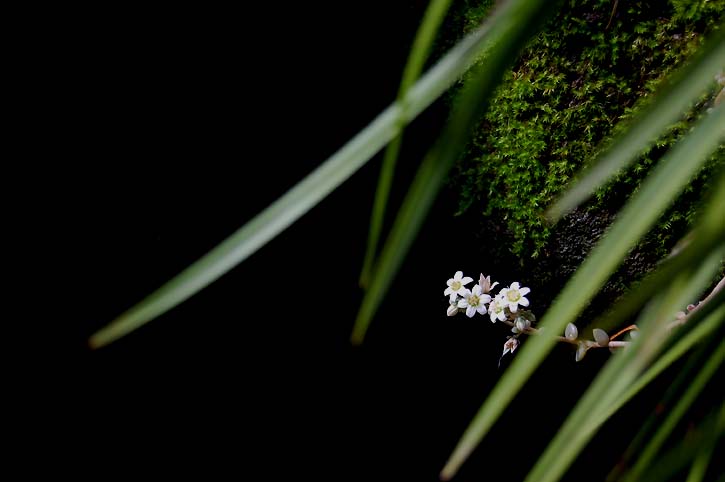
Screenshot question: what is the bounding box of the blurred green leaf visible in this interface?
[360,0,454,288]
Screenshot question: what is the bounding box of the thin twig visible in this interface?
[503,274,725,352]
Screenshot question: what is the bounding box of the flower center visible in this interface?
[469,295,480,306]
[507,290,520,302]
[451,280,461,291]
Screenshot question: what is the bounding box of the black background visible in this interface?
[24,2,677,480]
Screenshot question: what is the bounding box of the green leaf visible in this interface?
[440,88,725,481]
[352,0,555,344]
[360,0,454,288]
[546,27,725,220]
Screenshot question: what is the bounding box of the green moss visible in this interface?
[450,0,724,264]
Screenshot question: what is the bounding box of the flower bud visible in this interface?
[515,318,530,332]
[503,337,519,356]
[479,274,499,294]
[575,342,588,362]
[593,328,610,347]
[565,323,578,340]
[447,304,458,317]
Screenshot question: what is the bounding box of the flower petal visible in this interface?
[510,282,520,290]
[472,284,482,295]
[481,294,492,304]
[466,306,475,317]
[454,271,463,280]
[520,287,530,296]
[519,297,529,307]
[444,287,453,296]
[509,304,518,313]
[457,299,469,308]
[461,276,473,285]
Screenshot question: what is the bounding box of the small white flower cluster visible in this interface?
[445,272,534,363]
[444,271,721,364]
[445,271,530,322]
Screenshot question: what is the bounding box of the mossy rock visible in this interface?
[446,0,724,306]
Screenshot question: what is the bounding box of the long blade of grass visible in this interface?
[440,97,725,480]
[88,3,528,348]
[351,0,555,344]
[623,340,725,482]
[546,27,725,221]
[360,0,454,288]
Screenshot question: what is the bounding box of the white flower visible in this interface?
[457,284,491,318]
[502,337,519,356]
[499,282,530,313]
[488,295,507,323]
[444,271,473,298]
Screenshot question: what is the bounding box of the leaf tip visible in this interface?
[350,320,367,346]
